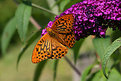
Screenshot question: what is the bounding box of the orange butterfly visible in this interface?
[32,14,75,63]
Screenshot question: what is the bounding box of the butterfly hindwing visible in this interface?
[51,14,74,34]
[50,37,68,59]
[58,32,75,48]
[51,14,75,48]
[32,33,52,63]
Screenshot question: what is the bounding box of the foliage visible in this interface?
[0,0,121,81]
[15,3,32,42]
[1,17,16,55]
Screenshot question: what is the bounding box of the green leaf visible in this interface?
[102,37,121,78]
[33,60,47,81]
[111,29,121,42]
[17,0,32,5]
[81,64,94,81]
[59,0,70,12]
[107,68,121,81]
[15,3,32,42]
[91,71,107,81]
[63,0,82,11]
[73,39,84,63]
[47,0,59,15]
[1,17,16,55]
[16,30,41,70]
[93,37,111,60]
[53,59,59,81]
[22,0,31,3]
[51,0,64,9]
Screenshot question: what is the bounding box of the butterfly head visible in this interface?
[46,27,52,32]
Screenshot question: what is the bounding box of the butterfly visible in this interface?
[32,14,75,63]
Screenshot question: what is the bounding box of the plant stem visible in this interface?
[30,16,41,30]
[32,3,58,16]
[64,56,81,76]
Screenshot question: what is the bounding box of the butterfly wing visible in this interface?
[58,32,75,48]
[32,33,52,63]
[32,33,69,63]
[50,37,68,59]
[51,14,74,34]
[51,14,75,48]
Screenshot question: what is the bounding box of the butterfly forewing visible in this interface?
[51,14,74,34]
[32,33,69,63]
[51,14,75,48]
[32,33,52,63]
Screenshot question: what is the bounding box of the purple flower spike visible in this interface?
[42,0,121,40]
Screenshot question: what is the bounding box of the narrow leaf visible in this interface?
[102,37,121,78]
[16,30,41,70]
[60,0,70,12]
[51,0,64,8]
[33,60,47,81]
[81,64,94,81]
[93,37,111,60]
[73,39,84,63]
[1,17,16,55]
[15,3,32,42]
[22,0,32,3]
[63,0,82,11]
[47,0,59,15]
[53,59,59,81]
[111,29,121,42]
[107,68,121,81]
[91,71,107,81]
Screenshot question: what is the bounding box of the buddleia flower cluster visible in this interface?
[42,0,121,40]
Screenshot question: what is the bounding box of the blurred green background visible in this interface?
[0,0,68,81]
[0,0,88,81]
[0,0,121,81]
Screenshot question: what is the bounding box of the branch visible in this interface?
[30,16,41,30]
[32,3,58,16]
[64,56,81,76]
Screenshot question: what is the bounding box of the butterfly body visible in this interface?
[46,27,67,46]
[32,14,75,63]
[46,27,60,40]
